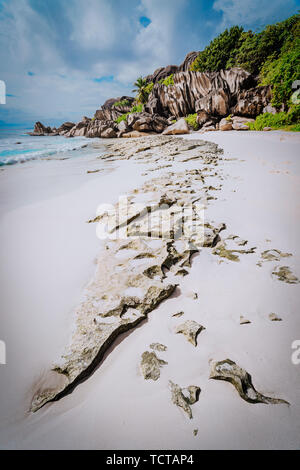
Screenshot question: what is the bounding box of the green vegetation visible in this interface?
[159,74,174,87]
[190,13,300,108]
[114,103,144,124]
[113,99,131,108]
[132,77,150,103]
[247,105,300,130]
[185,113,199,130]
[115,113,129,124]
[260,42,300,107]
[130,103,143,113]
[144,81,154,96]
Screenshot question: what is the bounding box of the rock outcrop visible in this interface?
[29,121,54,136]
[30,135,226,412]
[175,320,205,346]
[169,381,201,419]
[140,351,167,380]
[145,68,255,119]
[233,86,272,116]
[94,96,135,121]
[145,51,199,84]
[162,118,190,135]
[210,359,289,405]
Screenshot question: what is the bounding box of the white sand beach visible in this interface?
[0,131,299,450]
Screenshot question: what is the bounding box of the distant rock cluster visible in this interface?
[29,51,277,139]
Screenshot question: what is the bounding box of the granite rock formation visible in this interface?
[210,359,289,405]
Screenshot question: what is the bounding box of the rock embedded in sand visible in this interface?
[172,311,184,318]
[175,320,205,346]
[210,359,289,405]
[150,342,167,352]
[31,135,226,412]
[269,313,282,322]
[169,381,201,419]
[272,266,299,284]
[140,351,168,381]
[240,315,251,325]
[212,241,256,262]
[261,249,292,262]
[162,118,190,135]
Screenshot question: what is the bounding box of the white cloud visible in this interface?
[213,0,297,29]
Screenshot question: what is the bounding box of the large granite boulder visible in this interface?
[144,51,199,84]
[130,112,168,133]
[145,68,255,118]
[233,85,272,116]
[162,118,189,135]
[57,121,76,136]
[65,117,91,137]
[219,118,233,131]
[86,119,118,138]
[94,96,135,121]
[29,121,53,136]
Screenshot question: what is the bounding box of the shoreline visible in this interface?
[0,131,299,449]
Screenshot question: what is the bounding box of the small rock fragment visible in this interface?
[269,313,282,322]
[150,343,167,352]
[261,249,292,262]
[140,351,168,381]
[169,381,201,419]
[175,320,205,346]
[172,311,184,318]
[210,359,289,405]
[240,315,251,325]
[193,429,198,436]
[272,266,299,284]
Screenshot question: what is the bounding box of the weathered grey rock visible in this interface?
[269,313,282,322]
[122,130,150,138]
[150,343,167,352]
[172,311,184,318]
[162,118,189,135]
[169,381,201,419]
[94,96,134,121]
[65,117,91,137]
[140,351,167,380]
[144,51,199,84]
[272,266,299,284]
[212,240,256,262]
[86,119,118,138]
[210,359,289,404]
[202,125,216,132]
[233,86,272,117]
[219,118,233,131]
[101,127,117,138]
[131,112,168,133]
[30,136,225,412]
[175,320,205,346]
[57,121,76,135]
[29,121,53,136]
[196,111,211,127]
[232,121,249,131]
[240,315,251,325]
[146,68,254,119]
[261,249,292,262]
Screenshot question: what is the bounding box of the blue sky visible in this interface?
[0,0,299,127]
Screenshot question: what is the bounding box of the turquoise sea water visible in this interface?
[0,127,99,166]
